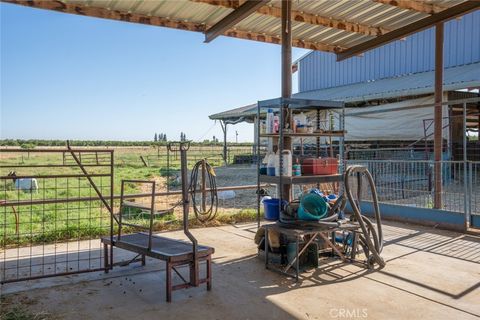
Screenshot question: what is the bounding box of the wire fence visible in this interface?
[127,144,257,168]
[2,147,478,284]
[0,148,271,284]
[346,160,480,216]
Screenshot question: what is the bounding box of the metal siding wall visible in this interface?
[299,11,480,92]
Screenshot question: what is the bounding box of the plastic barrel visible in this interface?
[263,198,286,220]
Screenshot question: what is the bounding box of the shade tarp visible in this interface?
[342,96,449,141]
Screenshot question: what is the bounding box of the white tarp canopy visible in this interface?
[340,96,449,141]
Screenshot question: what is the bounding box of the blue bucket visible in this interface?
[263,198,286,220]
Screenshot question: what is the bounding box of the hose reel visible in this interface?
[189,159,218,223]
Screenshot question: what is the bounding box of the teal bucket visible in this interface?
[298,193,328,221]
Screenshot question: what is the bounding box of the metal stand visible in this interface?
[263,223,357,281]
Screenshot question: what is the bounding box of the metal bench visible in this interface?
[101,232,213,302]
[102,169,214,302]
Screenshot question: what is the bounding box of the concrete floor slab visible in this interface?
[1,221,479,320]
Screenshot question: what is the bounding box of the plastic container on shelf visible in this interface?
[260,120,266,134]
[292,158,301,176]
[266,152,276,176]
[273,115,279,133]
[266,109,274,134]
[274,150,292,176]
[297,112,307,126]
[281,150,292,176]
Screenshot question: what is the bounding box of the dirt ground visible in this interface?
[1,220,479,320]
[137,164,262,216]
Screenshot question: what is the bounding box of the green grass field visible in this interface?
[0,145,258,247]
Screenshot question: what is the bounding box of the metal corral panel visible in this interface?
[299,11,480,92]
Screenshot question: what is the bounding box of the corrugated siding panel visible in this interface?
[299,10,480,92]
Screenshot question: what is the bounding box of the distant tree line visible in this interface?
[0,139,253,147]
[1,139,159,147]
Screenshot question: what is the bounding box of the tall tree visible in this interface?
[154,133,158,142]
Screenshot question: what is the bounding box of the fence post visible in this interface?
[463,102,469,231]
[166,146,170,193]
[468,161,473,229]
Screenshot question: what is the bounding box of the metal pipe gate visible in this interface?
[0,148,114,284]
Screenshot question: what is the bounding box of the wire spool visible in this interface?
[189,159,218,223]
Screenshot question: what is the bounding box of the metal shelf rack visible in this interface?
[255,97,346,226]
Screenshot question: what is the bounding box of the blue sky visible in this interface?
[0,3,308,142]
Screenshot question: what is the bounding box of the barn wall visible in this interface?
[298,11,480,92]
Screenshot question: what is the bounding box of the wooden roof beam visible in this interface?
[3,0,343,53]
[193,0,390,36]
[205,0,268,43]
[337,1,480,61]
[373,0,447,15]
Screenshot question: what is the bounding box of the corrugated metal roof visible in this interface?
[209,103,256,121]
[296,61,480,102]
[9,0,471,53]
[209,62,480,121]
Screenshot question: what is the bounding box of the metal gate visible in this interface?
[0,148,113,283]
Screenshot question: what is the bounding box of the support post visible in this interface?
[463,102,469,231]
[434,22,444,209]
[281,0,292,201]
[220,121,228,164]
[281,0,292,100]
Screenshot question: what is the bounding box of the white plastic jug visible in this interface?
[266,109,274,134]
[296,112,307,126]
[275,150,292,176]
[281,150,292,177]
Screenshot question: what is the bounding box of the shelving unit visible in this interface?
[255,97,346,225]
[259,131,345,138]
[259,174,343,185]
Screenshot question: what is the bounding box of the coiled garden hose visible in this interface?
[344,165,385,268]
[189,159,218,223]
